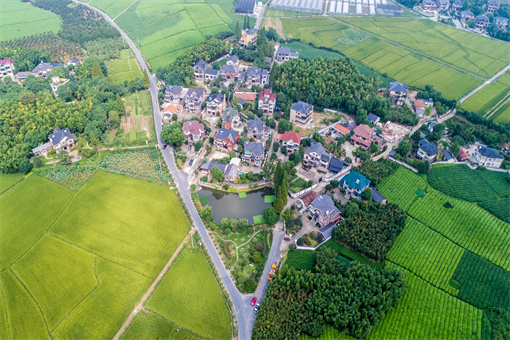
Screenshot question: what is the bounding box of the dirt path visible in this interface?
[112,232,190,340]
[113,0,138,21]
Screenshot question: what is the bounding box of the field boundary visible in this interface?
[0,280,11,339]
[112,0,138,21]
[0,175,27,197]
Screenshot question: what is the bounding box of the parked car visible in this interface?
[250,297,257,306]
[162,144,167,149]
[189,159,194,166]
[253,303,260,314]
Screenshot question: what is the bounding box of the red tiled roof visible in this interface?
[234,92,256,101]
[0,59,13,65]
[299,190,318,207]
[258,88,276,102]
[353,124,374,139]
[278,131,301,144]
[334,124,350,134]
[182,120,204,135]
[164,104,183,113]
[414,100,426,109]
[458,148,469,161]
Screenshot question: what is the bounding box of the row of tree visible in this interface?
[252,248,406,339]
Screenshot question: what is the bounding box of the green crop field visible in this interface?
[428,164,510,222]
[108,49,143,83]
[101,0,244,69]
[0,0,61,42]
[369,264,483,340]
[379,167,510,272]
[320,239,384,270]
[279,17,510,99]
[144,248,232,340]
[387,218,464,295]
[0,173,23,194]
[0,171,191,339]
[286,250,317,271]
[462,72,510,121]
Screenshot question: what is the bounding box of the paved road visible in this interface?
[254,3,267,29]
[74,2,283,339]
[459,64,510,104]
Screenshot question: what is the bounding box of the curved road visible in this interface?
[75,2,283,339]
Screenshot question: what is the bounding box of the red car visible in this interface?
[250,297,257,306]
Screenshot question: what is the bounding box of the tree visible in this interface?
[466,19,476,28]
[58,151,71,165]
[33,156,44,168]
[91,59,104,78]
[143,70,150,88]
[234,21,241,39]
[211,166,224,182]
[263,206,279,226]
[273,188,285,214]
[273,142,279,152]
[282,208,292,222]
[398,140,411,157]
[194,140,204,152]
[161,124,184,147]
[419,160,430,174]
[252,252,261,263]
[450,143,460,158]
[277,118,293,133]
[362,187,372,201]
[172,114,178,121]
[19,158,33,174]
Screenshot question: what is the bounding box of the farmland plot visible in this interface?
[108,49,143,84]
[286,250,317,271]
[377,167,428,211]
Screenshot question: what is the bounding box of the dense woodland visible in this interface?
[252,248,405,339]
[333,200,406,261]
[271,58,419,126]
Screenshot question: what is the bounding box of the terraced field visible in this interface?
[279,17,510,99]
[90,0,245,69]
[0,0,61,42]
[0,171,190,339]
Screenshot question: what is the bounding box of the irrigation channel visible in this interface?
[199,187,275,224]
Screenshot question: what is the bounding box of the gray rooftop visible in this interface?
[479,146,503,159]
[291,101,313,114]
[371,187,386,202]
[278,46,291,55]
[48,128,76,145]
[305,141,325,157]
[217,128,239,143]
[419,139,438,156]
[201,161,227,173]
[247,118,265,132]
[194,59,207,70]
[205,69,219,76]
[311,195,340,219]
[244,141,265,157]
[389,81,408,93]
[32,142,52,154]
[367,113,380,124]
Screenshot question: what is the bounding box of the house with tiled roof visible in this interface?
[494,16,508,29]
[164,85,185,104]
[473,146,503,168]
[242,142,265,166]
[417,139,438,161]
[67,58,81,66]
[461,10,474,20]
[246,119,266,139]
[0,59,14,80]
[48,128,77,153]
[163,103,183,114]
[258,88,276,116]
[308,195,341,228]
[245,67,268,86]
[234,92,257,102]
[205,68,220,82]
[221,107,241,129]
[220,64,239,82]
[183,88,205,113]
[422,0,437,11]
[227,55,239,67]
[328,157,350,174]
[304,141,331,169]
[290,101,313,126]
[371,187,386,204]
[215,128,239,151]
[182,120,205,143]
[206,93,225,115]
[414,99,433,117]
[367,113,380,125]
[389,81,408,107]
[240,28,258,47]
[351,124,374,149]
[193,59,208,80]
[277,131,302,154]
[32,142,53,157]
[276,46,299,62]
[333,123,350,136]
[32,62,53,77]
[487,0,499,13]
[452,0,463,10]
[340,171,371,198]
[458,148,470,161]
[476,15,490,30]
[297,190,318,211]
[436,0,450,11]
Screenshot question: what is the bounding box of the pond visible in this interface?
[199,187,274,224]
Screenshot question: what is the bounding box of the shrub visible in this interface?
[223,184,229,190]
[289,244,296,251]
[297,238,304,246]
[201,175,208,182]
[190,184,196,191]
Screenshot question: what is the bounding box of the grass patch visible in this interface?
[286,250,316,271]
[319,239,384,270]
[264,195,275,203]
[238,192,247,198]
[50,172,189,278]
[199,195,209,204]
[145,248,231,340]
[0,175,73,270]
[0,173,24,194]
[253,215,264,225]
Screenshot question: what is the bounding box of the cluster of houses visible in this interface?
[15,59,81,81]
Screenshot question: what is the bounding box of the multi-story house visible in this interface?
[389,81,408,106]
[421,0,437,11]
[275,46,299,62]
[0,59,14,80]
[487,0,499,13]
[242,142,265,166]
[220,64,238,82]
[182,120,205,143]
[245,67,268,86]
[461,10,474,20]
[417,139,438,162]
[494,16,509,29]
[452,0,463,10]
[257,88,276,116]
[476,15,490,30]
[473,146,504,168]
[246,118,266,139]
[48,128,78,153]
[436,0,450,11]
[240,29,258,47]
[308,195,341,228]
[303,141,331,169]
[164,85,185,104]
[277,131,302,154]
[32,62,53,77]
[290,101,313,126]
[221,107,241,129]
[205,69,220,82]
[206,93,225,115]
[215,128,240,151]
[340,171,371,199]
[227,55,239,67]
[183,88,205,113]
[351,124,374,149]
[193,59,208,80]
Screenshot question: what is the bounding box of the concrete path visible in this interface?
[459,64,510,104]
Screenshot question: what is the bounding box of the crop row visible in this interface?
[386,218,464,295]
[286,250,316,271]
[408,189,510,271]
[319,239,384,270]
[369,264,483,340]
[378,167,427,211]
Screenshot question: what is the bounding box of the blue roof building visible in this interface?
[340,171,371,198]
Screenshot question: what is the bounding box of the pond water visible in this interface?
[199,187,274,224]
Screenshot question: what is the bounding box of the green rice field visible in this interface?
[0,173,23,194]
[0,0,61,42]
[0,171,190,339]
[279,17,510,99]
[108,49,143,83]
[98,0,245,69]
[143,247,232,339]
